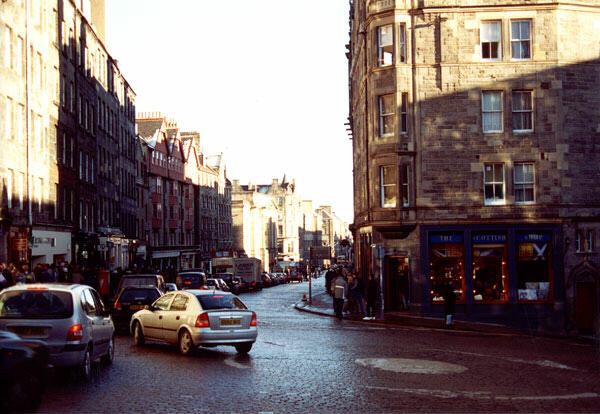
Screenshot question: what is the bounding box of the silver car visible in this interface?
[130,290,257,355]
[0,284,114,381]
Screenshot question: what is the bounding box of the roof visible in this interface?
[136,119,163,139]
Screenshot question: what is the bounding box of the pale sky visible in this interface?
[106,0,354,223]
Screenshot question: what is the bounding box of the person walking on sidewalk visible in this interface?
[365,274,379,320]
[442,277,456,327]
[332,273,348,319]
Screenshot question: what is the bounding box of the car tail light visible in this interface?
[67,324,83,341]
[27,286,48,290]
[250,312,257,327]
[195,313,210,328]
[113,301,122,311]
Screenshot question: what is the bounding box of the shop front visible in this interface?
[422,226,563,331]
[30,229,72,266]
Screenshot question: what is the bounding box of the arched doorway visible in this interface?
[384,255,410,311]
[567,260,600,335]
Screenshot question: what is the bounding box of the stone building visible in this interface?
[348,0,600,335]
[0,0,135,268]
[300,200,323,269]
[231,180,278,272]
[136,115,232,272]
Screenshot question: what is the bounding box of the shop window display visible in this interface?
[516,233,552,302]
[472,235,508,303]
[429,235,465,304]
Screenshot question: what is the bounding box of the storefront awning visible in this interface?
[152,251,180,259]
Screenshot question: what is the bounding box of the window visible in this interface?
[37,177,43,212]
[484,163,505,205]
[481,21,501,60]
[516,232,552,302]
[377,24,393,66]
[4,25,12,68]
[576,229,595,253]
[5,96,13,139]
[514,162,534,203]
[429,233,465,304]
[400,92,408,134]
[512,90,533,132]
[6,169,13,208]
[16,36,23,75]
[472,233,508,303]
[511,20,531,59]
[378,94,394,137]
[18,172,23,209]
[380,166,396,208]
[400,164,410,207]
[170,295,188,311]
[398,23,406,63]
[482,91,503,133]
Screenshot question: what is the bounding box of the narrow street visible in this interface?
[38,277,600,413]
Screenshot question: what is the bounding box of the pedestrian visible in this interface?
[0,262,13,288]
[325,268,336,295]
[365,273,379,320]
[71,265,84,284]
[332,272,348,319]
[351,273,366,316]
[442,277,456,327]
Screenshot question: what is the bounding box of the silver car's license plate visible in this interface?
[220,319,241,327]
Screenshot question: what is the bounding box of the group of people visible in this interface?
[0,261,100,290]
[327,266,380,320]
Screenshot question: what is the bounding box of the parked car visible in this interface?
[261,273,273,287]
[214,278,230,292]
[115,274,167,295]
[130,290,257,355]
[0,330,49,413]
[214,273,234,290]
[232,276,247,294]
[204,278,221,290]
[165,283,178,292]
[0,284,114,381]
[176,272,207,290]
[111,286,163,333]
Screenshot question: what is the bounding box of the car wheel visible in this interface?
[101,336,114,365]
[5,364,44,412]
[133,322,145,346]
[234,342,253,354]
[79,347,92,382]
[178,329,194,356]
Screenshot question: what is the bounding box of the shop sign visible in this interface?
[430,234,463,244]
[12,238,28,251]
[517,233,551,243]
[32,237,56,248]
[473,234,506,243]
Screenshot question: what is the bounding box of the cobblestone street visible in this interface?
[37,277,600,413]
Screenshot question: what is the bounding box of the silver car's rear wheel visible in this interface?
[178,329,194,356]
[79,347,92,382]
[101,336,114,365]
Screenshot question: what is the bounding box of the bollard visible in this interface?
[302,293,307,301]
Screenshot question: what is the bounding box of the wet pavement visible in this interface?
[35,275,600,413]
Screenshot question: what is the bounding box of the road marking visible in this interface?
[365,386,598,401]
[224,357,251,369]
[429,348,577,371]
[356,358,467,374]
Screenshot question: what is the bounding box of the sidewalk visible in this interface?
[296,288,534,336]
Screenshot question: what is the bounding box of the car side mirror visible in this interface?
[145,304,152,311]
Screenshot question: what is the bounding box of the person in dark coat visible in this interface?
[365,273,379,320]
[442,278,456,327]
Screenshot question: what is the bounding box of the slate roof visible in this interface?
[136,119,163,139]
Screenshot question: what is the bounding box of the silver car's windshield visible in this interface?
[196,294,247,310]
[0,290,74,319]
